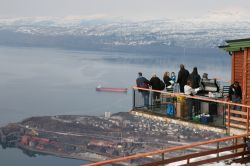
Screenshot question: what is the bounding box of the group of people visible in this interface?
[136,64,243,118]
[136,64,202,95]
[136,72,176,107]
[136,64,198,108]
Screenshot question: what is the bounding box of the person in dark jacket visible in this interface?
[163,71,172,88]
[136,72,150,107]
[177,64,190,93]
[150,73,164,105]
[188,67,201,89]
[229,81,242,111]
[187,67,201,113]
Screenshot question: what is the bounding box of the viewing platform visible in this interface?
[131,86,249,136]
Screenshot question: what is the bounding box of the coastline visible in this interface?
[18,144,108,164]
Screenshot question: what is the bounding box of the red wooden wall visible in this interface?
[232,51,244,87]
[245,48,250,105]
[232,49,250,105]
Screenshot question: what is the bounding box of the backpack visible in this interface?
[166,103,176,117]
[140,82,149,89]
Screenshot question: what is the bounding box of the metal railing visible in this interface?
[132,87,250,132]
[83,132,250,166]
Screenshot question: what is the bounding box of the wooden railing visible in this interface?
[226,108,250,132]
[83,133,250,166]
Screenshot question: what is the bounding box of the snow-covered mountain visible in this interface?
[0,14,250,53]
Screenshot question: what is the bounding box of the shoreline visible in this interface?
[18,144,129,165]
[18,144,106,163]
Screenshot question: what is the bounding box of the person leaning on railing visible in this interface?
[136,72,150,108]
[163,71,174,91]
[150,73,165,106]
[163,71,172,88]
[184,80,202,120]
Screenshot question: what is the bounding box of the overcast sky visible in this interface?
[1,0,250,20]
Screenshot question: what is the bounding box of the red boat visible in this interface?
[96,86,128,93]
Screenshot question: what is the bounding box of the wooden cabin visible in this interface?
[220,38,250,106]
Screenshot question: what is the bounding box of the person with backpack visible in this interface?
[136,72,150,108]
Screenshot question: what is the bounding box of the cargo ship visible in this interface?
[96,85,128,93]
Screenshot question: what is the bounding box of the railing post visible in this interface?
[222,103,225,126]
[247,108,249,133]
[227,104,231,135]
[161,152,164,166]
[242,137,246,159]
[216,142,220,159]
[235,138,238,153]
[150,91,153,111]
[133,88,135,109]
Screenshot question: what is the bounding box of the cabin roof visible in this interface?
[219,38,250,52]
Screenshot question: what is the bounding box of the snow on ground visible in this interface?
[163,152,250,166]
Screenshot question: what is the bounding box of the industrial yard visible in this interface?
[0,112,227,164]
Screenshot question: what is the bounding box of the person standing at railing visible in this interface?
[163,71,174,90]
[228,81,242,111]
[136,72,150,108]
[171,72,176,83]
[188,67,201,89]
[177,64,190,93]
[150,73,165,105]
[188,67,201,113]
[184,80,201,120]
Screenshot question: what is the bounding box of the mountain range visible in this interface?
[0,14,250,56]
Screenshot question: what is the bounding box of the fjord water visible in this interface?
[0,46,230,165]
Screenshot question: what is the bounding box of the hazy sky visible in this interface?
[1,0,250,20]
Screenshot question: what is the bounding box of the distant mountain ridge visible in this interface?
[0,16,250,55]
